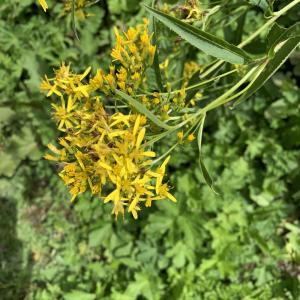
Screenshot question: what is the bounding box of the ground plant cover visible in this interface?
[0,0,300,299]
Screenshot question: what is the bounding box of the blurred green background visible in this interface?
[0,0,300,299]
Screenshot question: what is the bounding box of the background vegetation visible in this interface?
[0,0,300,299]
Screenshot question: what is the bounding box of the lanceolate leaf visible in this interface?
[72,0,79,40]
[185,70,201,102]
[144,5,251,65]
[149,2,164,92]
[197,115,218,194]
[268,22,300,57]
[115,90,171,130]
[234,35,300,107]
[267,23,286,52]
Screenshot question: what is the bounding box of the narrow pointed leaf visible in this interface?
[267,23,286,52]
[144,5,251,65]
[197,115,219,194]
[185,70,201,102]
[72,0,79,40]
[115,90,171,130]
[149,3,164,92]
[268,22,300,57]
[234,35,300,107]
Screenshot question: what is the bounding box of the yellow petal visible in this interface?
[98,161,112,171]
[38,0,48,12]
[142,151,156,157]
[133,115,141,136]
[75,152,85,170]
[160,155,171,170]
[109,130,126,138]
[67,96,74,112]
[146,170,160,178]
[104,189,119,203]
[47,143,61,155]
[44,154,58,161]
[128,194,140,212]
[74,85,89,98]
[136,127,145,149]
[166,192,177,203]
[145,198,152,207]
[80,66,91,81]
[155,177,163,194]
[70,194,77,203]
[131,209,138,219]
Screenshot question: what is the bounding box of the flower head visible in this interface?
[42,21,177,219]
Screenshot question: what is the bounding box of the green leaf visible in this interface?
[0,107,15,126]
[149,2,164,92]
[88,224,111,247]
[268,22,300,57]
[72,0,79,40]
[248,229,271,255]
[234,35,300,106]
[197,114,218,194]
[185,70,201,102]
[64,291,96,300]
[144,5,251,64]
[0,127,40,177]
[267,23,286,52]
[115,90,172,130]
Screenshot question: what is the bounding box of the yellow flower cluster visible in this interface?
[110,19,156,95]
[41,22,176,219]
[177,131,196,142]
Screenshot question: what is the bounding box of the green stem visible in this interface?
[136,69,237,97]
[239,0,300,48]
[200,0,300,79]
[201,66,259,113]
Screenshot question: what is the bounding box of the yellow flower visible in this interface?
[38,0,48,12]
[157,184,177,203]
[177,131,184,141]
[187,133,196,142]
[111,46,124,62]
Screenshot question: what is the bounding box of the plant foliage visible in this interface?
[0,0,300,299]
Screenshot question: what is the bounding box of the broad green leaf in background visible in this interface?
[234,34,300,106]
[248,229,271,256]
[115,90,171,130]
[144,5,252,64]
[64,290,96,300]
[0,127,41,177]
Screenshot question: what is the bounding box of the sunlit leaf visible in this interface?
[197,114,219,194]
[144,5,252,64]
